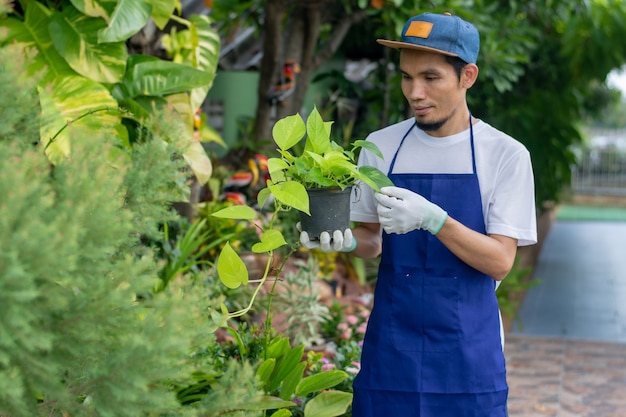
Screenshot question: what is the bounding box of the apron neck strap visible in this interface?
[389,113,476,174]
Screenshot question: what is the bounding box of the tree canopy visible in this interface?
[212,0,626,208]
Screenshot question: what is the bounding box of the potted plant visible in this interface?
[259,106,392,239]
[208,109,392,416]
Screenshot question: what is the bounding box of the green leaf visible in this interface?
[257,188,272,210]
[251,229,287,253]
[279,362,307,400]
[212,205,257,220]
[296,370,348,397]
[267,344,305,392]
[267,156,289,183]
[216,242,248,289]
[269,182,310,214]
[268,157,290,178]
[39,75,120,164]
[237,396,296,411]
[70,0,112,20]
[122,55,216,98]
[182,140,213,185]
[266,337,291,359]
[189,14,221,110]
[270,410,293,417]
[357,166,394,192]
[272,113,306,151]
[305,107,333,155]
[256,358,277,389]
[151,0,177,29]
[97,0,152,43]
[49,5,127,83]
[0,3,75,83]
[353,139,384,160]
[303,390,353,417]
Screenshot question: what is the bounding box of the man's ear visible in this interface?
[462,64,479,89]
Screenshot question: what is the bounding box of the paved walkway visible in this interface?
[505,220,626,417]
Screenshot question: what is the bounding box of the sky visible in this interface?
[607,67,626,96]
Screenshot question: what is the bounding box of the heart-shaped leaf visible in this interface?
[272,113,306,151]
[216,242,248,289]
[252,229,287,253]
[211,205,257,220]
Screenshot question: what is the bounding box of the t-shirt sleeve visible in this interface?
[350,148,382,224]
[486,148,538,246]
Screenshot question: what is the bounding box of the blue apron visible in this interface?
[352,118,508,416]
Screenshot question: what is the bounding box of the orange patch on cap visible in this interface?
[405,21,433,39]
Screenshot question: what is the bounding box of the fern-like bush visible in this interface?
[0,43,219,417]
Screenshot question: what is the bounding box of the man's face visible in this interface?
[399,49,469,137]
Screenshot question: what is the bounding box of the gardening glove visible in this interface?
[297,223,356,252]
[374,186,448,235]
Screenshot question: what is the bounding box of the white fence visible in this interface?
[570,128,626,196]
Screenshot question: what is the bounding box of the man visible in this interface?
[301,11,537,416]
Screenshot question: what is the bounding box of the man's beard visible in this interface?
[415,114,452,132]
[414,106,460,132]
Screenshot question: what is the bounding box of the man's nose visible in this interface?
[407,81,427,100]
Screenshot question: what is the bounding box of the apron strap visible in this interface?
[388,113,476,176]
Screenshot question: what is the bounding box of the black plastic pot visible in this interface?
[299,186,352,241]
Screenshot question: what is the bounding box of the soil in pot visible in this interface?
[299,187,352,241]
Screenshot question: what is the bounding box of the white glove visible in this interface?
[297,223,356,252]
[374,186,447,235]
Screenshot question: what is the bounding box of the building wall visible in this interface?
[204,59,344,156]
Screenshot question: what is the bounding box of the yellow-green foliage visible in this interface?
[0,44,215,417]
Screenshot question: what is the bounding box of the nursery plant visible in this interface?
[212,109,392,320]
[208,109,394,416]
[207,202,355,416]
[262,106,392,216]
[260,107,393,239]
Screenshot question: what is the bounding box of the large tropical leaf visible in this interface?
[151,0,177,30]
[39,75,120,164]
[121,55,216,99]
[97,0,152,43]
[69,0,113,21]
[189,14,221,110]
[0,2,75,84]
[165,93,213,184]
[49,5,127,83]
[182,140,213,185]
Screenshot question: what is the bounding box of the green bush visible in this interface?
[0,43,216,417]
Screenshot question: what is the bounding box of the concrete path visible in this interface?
[505,220,626,416]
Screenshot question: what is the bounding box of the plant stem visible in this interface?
[45,106,121,150]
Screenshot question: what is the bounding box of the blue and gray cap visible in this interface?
[377,12,480,64]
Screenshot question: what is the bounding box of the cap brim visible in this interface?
[376,39,457,57]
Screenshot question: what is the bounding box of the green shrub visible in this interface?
[0,43,215,417]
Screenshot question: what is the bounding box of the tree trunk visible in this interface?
[253,0,287,144]
[254,1,368,141]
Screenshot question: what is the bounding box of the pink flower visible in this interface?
[341,328,353,340]
[356,323,367,334]
[337,323,349,331]
[345,315,359,325]
[345,363,360,374]
[360,310,370,319]
[322,363,336,371]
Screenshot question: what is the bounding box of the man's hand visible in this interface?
[374,186,448,235]
[298,223,356,252]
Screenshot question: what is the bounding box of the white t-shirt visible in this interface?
[351,118,538,247]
